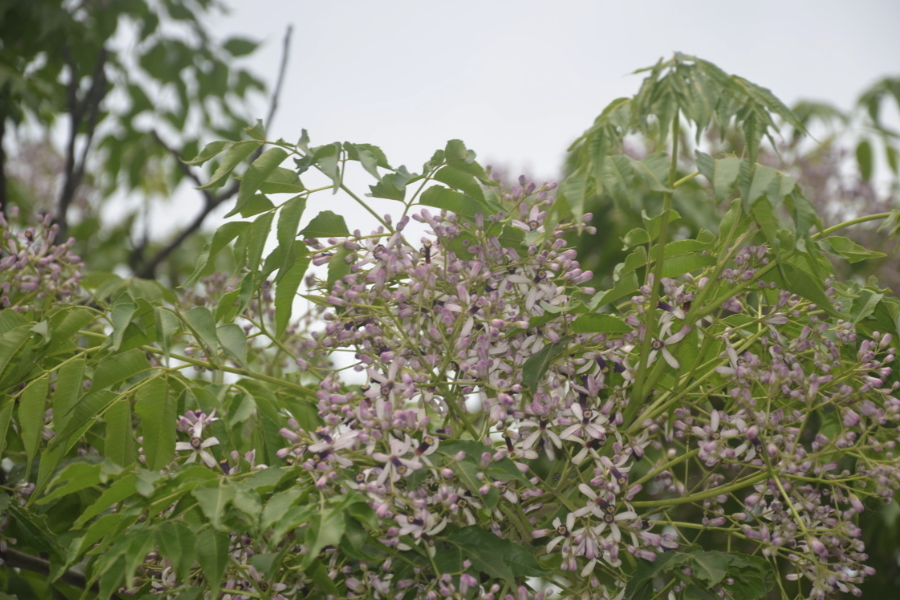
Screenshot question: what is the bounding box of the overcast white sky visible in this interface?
[151,0,900,237]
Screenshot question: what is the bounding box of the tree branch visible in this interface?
[265,24,293,134]
[0,547,124,598]
[135,25,294,280]
[56,44,108,244]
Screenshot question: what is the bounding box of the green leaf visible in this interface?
[312,142,342,190]
[689,551,730,586]
[195,528,229,590]
[244,120,266,141]
[660,254,716,277]
[762,262,840,318]
[623,228,650,247]
[232,486,263,525]
[217,324,248,366]
[19,375,48,468]
[274,248,311,337]
[269,505,315,547]
[110,295,137,351]
[45,307,94,355]
[302,509,345,569]
[135,378,174,471]
[198,140,262,190]
[238,194,275,218]
[0,396,14,457]
[570,314,632,334]
[156,307,180,358]
[785,189,822,236]
[326,247,353,292]
[750,196,780,255]
[227,147,289,218]
[369,166,416,201]
[599,155,635,201]
[52,389,116,448]
[222,37,259,57]
[738,163,778,206]
[193,484,234,531]
[308,560,340,596]
[104,398,135,467]
[184,221,250,286]
[156,522,196,582]
[849,288,884,325]
[419,185,494,221]
[8,504,61,555]
[643,209,681,240]
[184,306,220,359]
[433,166,485,201]
[437,526,550,582]
[695,151,741,202]
[522,336,571,393]
[823,236,886,263]
[182,141,230,166]
[0,326,32,384]
[300,210,350,238]
[560,171,588,222]
[73,475,137,529]
[258,167,305,194]
[246,210,275,278]
[856,139,873,181]
[40,462,106,504]
[589,272,639,311]
[345,142,390,178]
[276,195,308,275]
[631,153,672,192]
[450,460,484,496]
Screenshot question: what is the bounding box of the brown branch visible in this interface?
[56,44,108,244]
[135,25,294,280]
[265,24,293,134]
[0,547,124,598]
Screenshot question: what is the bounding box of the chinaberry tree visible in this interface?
[1,53,900,600]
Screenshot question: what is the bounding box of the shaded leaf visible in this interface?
[300,211,350,238]
[135,378,174,471]
[522,336,571,393]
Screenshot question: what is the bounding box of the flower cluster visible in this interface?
[0,207,84,310]
[40,174,899,600]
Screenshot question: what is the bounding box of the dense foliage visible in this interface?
[1,54,900,600]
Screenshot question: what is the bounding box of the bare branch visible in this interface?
[135,25,294,280]
[265,25,293,134]
[56,44,108,244]
[151,129,210,191]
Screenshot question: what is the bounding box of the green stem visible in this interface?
[77,330,317,399]
[814,212,891,238]
[632,448,699,487]
[629,111,681,421]
[631,470,767,508]
[673,170,699,188]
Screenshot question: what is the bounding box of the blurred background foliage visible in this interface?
[0,0,270,282]
[566,75,900,297]
[1,2,899,597]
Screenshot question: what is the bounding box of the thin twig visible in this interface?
[136,25,294,280]
[265,25,293,133]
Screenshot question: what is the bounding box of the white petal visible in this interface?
[662,348,680,369]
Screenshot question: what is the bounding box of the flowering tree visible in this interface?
[1,54,899,600]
